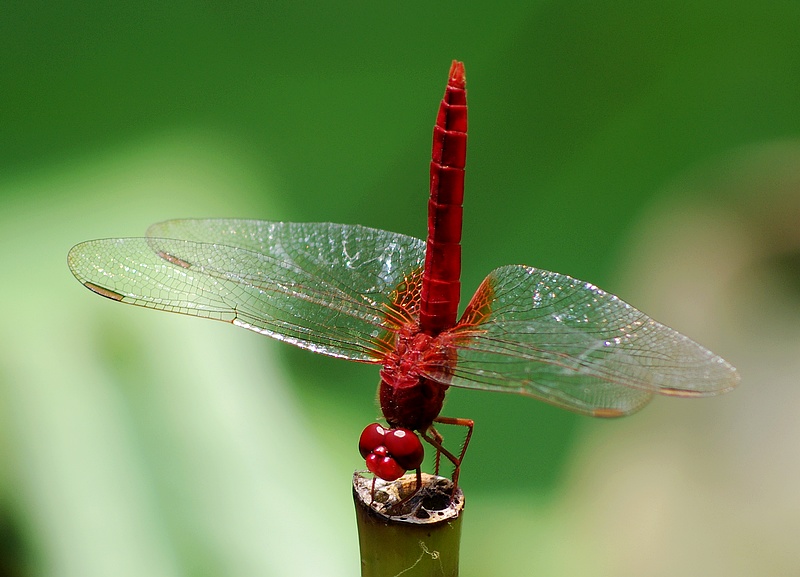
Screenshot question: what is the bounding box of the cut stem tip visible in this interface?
[353,472,465,577]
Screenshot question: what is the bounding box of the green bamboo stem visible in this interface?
[353,472,464,577]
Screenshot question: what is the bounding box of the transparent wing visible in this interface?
[423,265,739,417]
[68,220,425,362]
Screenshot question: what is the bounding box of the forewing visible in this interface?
[68,220,425,362]
[425,265,739,417]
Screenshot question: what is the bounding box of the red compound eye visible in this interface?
[384,428,424,470]
[358,423,387,458]
[359,424,424,481]
[365,453,405,481]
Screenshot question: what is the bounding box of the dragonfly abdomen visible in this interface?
[419,60,467,336]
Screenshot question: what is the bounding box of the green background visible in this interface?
[1,2,798,576]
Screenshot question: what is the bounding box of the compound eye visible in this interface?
[365,453,405,481]
[359,424,424,481]
[384,428,424,470]
[358,423,387,458]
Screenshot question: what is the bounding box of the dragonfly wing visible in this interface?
[68,221,425,362]
[424,265,739,417]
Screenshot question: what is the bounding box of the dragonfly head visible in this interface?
[358,423,424,481]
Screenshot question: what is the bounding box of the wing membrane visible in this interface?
[424,265,739,416]
[68,220,425,362]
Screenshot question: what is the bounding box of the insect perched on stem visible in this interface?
[68,61,739,499]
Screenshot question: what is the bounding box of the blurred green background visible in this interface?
[2,2,799,576]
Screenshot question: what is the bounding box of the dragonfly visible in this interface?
[68,61,739,490]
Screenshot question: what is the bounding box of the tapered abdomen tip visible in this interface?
[449,60,466,88]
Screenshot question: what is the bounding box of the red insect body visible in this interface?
[378,61,467,439]
[371,61,472,487]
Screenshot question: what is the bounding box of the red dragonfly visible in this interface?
[68,61,739,488]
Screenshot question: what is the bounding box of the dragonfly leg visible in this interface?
[421,417,474,489]
[424,426,445,476]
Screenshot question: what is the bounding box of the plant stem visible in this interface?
[353,472,464,577]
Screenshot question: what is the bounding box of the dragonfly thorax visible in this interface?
[378,325,452,431]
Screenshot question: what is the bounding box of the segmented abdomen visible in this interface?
[419,60,467,336]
